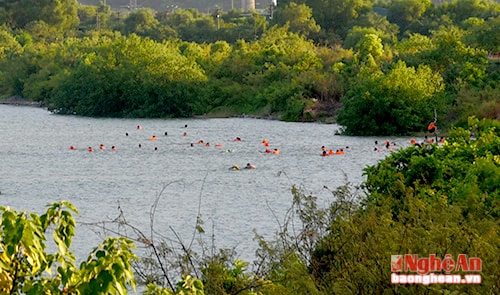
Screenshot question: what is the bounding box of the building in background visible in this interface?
[241,0,255,11]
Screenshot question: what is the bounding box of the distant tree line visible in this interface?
[0,0,499,135]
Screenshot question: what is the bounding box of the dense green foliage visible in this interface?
[0,0,499,133]
[0,201,136,294]
[308,117,500,293]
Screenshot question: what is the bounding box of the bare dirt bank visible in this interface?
[0,96,43,107]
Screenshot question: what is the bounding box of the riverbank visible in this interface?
[0,96,43,107]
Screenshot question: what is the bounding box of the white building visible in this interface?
[241,0,255,11]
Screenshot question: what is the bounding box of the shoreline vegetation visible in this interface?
[0,96,43,107]
[1,1,498,136]
[0,95,300,122]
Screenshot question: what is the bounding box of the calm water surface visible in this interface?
[0,105,410,261]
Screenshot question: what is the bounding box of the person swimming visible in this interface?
[428,121,436,133]
[245,163,256,169]
[230,165,240,170]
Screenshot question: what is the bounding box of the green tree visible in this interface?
[423,25,489,88]
[308,0,373,39]
[354,32,384,64]
[437,0,500,25]
[0,0,79,34]
[347,11,399,46]
[275,2,320,38]
[337,60,445,135]
[46,34,207,117]
[162,8,221,43]
[0,201,137,294]
[122,8,160,39]
[0,26,21,60]
[463,16,500,52]
[387,0,432,36]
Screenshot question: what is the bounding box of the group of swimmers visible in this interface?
[260,139,281,154]
[70,144,117,152]
[69,125,265,172]
[320,146,346,156]
[230,163,257,170]
[72,124,191,152]
[371,135,446,152]
[409,136,446,148]
[373,141,397,152]
[192,140,224,147]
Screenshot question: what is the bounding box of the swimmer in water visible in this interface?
[245,163,256,169]
[230,165,240,170]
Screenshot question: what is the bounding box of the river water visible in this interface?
[0,105,410,263]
